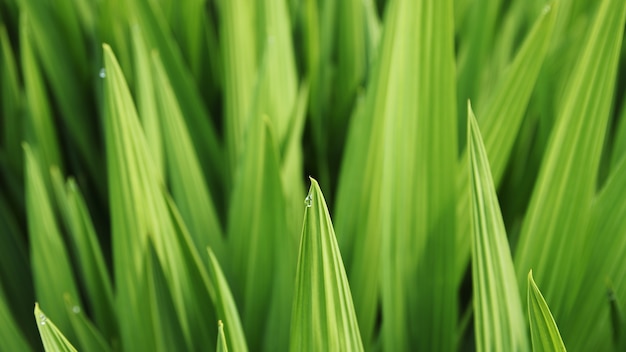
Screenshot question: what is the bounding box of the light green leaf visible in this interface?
[34,303,78,352]
[514,0,626,324]
[25,144,80,344]
[290,178,363,352]
[468,102,529,352]
[527,271,566,352]
[217,320,228,352]
[455,2,558,283]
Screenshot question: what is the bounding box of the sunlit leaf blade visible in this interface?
[227,116,292,349]
[206,248,249,352]
[151,51,225,260]
[527,271,566,352]
[0,286,32,351]
[49,169,116,340]
[290,178,363,352]
[25,144,80,343]
[514,0,626,324]
[455,2,558,283]
[34,303,78,352]
[63,295,111,352]
[217,320,228,352]
[468,102,529,352]
[378,0,458,350]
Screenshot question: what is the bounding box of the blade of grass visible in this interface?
[454,3,558,283]
[25,144,80,344]
[34,303,77,352]
[527,271,566,351]
[217,320,228,352]
[63,295,111,352]
[1,24,23,174]
[514,0,626,325]
[290,178,363,351]
[468,102,529,352]
[0,285,32,351]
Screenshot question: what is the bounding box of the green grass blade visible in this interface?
[1,24,23,174]
[34,303,78,352]
[611,92,626,169]
[455,3,558,283]
[217,320,228,352]
[25,144,80,343]
[290,178,363,351]
[151,51,225,260]
[468,102,529,352]
[49,168,117,340]
[227,116,291,349]
[63,295,111,352]
[527,271,566,351]
[514,0,626,323]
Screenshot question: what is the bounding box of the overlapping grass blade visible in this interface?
[49,168,116,340]
[468,102,529,351]
[227,115,291,349]
[514,0,626,331]
[455,3,558,283]
[63,295,111,352]
[34,303,77,352]
[151,51,225,260]
[25,144,80,344]
[527,271,566,351]
[290,178,363,351]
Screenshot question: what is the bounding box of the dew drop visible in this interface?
[72,306,81,314]
[304,194,313,208]
[542,4,551,14]
[39,314,47,325]
[99,68,106,78]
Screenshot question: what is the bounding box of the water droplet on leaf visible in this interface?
[305,194,313,208]
[99,68,106,78]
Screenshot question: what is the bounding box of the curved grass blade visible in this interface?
[217,320,228,352]
[290,178,363,352]
[527,271,566,351]
[468,102,529,352]
[455,2,558,283]
[25,145,80,343]
[514,0,626,322]
[34,303,77,352]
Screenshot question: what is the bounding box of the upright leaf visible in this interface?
[34,303,78,352]
[290,178,363,351]
[0,286,32,351]
[216,320,228,352]
[527,271,566,351]
[468,102,529,352]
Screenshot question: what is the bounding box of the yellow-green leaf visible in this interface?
[34,303,77,352]
[527,271,566,352]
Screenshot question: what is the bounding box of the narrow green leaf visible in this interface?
[455,2,558,283]
[217,320,228,352]
[514,0,626,322]
[527,271,566,352]
[50,168,116,340]
[468,102,529,352]
[25,144,80,343]
[151,51,225,260]
[0,285,32,351]
[290,178,363,351]
[1,24,23,173]
[34,303,78,352]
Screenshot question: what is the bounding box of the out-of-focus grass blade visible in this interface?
[217,320,228,352]
[49,168,116,340]
[611,94,626,169]
[0,285,32,351]
[227,116,290,349]
[25,144,80,343]
[468,102,529,352]
[527,271,566,351]
[290,178,363,351]
[63,295,111,352]
[514,0,626,323]
[219,0,257,171]
[21,14,62,172]
[454,3,558,283]
[1,24,23,174]
[143,241,190,351]
[151,51,225,260]
[35,303,77,352]
[131,26,163,178]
